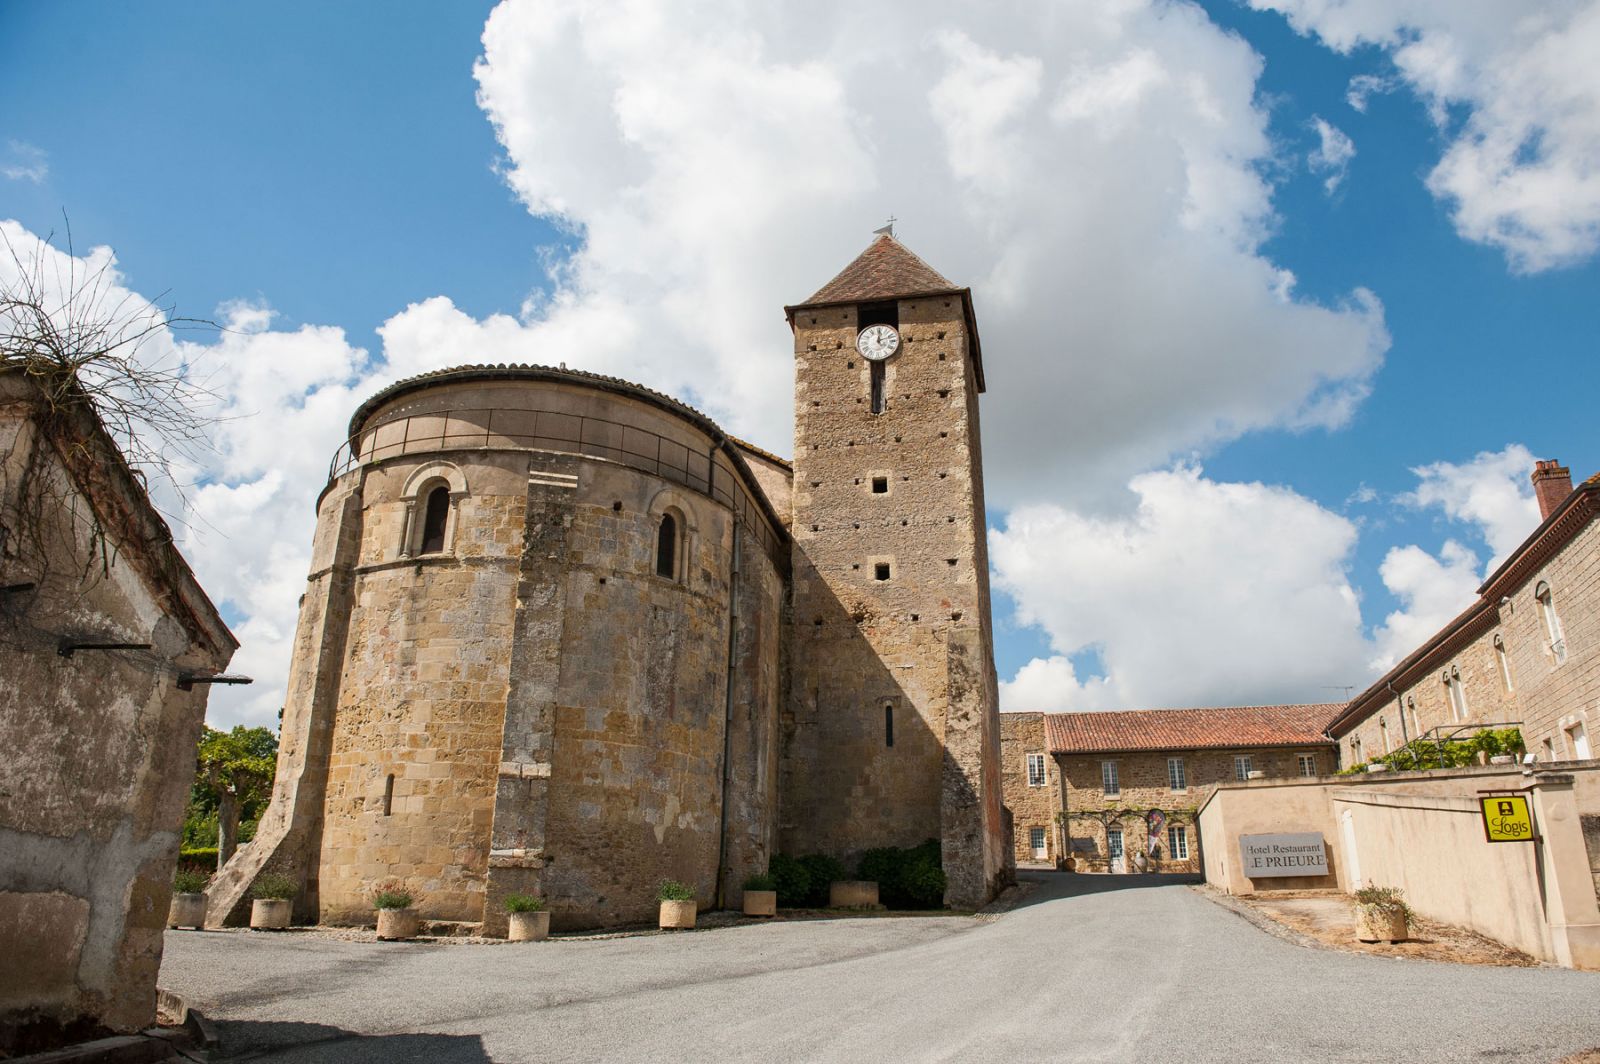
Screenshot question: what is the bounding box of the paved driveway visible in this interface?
[159,872,1600,1063]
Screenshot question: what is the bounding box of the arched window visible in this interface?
[1536,581,1566,663]
[1379,716,1390,753]
[655,513,677,579]
[1442,666,1468,722]
[1407,696,1420,739]
[1494,634,1514,691]
[419,485,451,555]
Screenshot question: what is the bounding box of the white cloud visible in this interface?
[1402,444,1542,568]
[1345,74,1395,114]
[469,0,1388,506]
[992,466,1371,711]
[1368,540,1481,670]
[1253,0,1600,273]
[2,141,47,183]
[1308,116,1356,194]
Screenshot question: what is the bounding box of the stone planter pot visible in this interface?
[742,890,777,917]
[168,892,207,930]
[829,880,879,908]
[659,900,697,929]
[376,907,421,941]
[250,898,291,930]
[1354,905,1408,943]
[508,911,550,942]
[1489,755,1515,765]
[1366,763,1390,773]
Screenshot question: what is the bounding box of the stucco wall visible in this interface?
[0,377,234,1043]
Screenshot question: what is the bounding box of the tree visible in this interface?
[193,725,278,870]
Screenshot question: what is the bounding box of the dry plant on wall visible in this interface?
[0,221,219,632]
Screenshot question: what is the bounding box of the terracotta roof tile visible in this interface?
[1042,704,1342,755]
[793,234,960,308]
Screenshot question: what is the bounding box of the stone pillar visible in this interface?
[207,475,364,926]
[482,459,578,936]
[1530,773,1600,969]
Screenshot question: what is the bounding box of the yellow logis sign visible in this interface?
[1479,794,1535,843]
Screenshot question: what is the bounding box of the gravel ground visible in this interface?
[158,871,1600,1063]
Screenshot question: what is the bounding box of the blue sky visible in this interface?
[4,0,1598,725]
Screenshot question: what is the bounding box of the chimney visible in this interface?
[1531,460,1573,520]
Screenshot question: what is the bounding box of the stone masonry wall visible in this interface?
[1341,518,1600,769]
[999,713,1061,864]
[783,295,1004,906]
[1061,747,1332,874]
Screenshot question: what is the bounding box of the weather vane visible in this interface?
[873,215,896,237]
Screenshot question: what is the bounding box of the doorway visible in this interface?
[1107,827,1125,874]
[1030,826,1048,861]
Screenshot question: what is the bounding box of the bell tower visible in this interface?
[779,233,1007,907]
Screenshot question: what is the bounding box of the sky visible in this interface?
[3,0,1598,728]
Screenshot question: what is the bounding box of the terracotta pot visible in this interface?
[742,890,777,917]
[1354,905,1408,943]
[659,899,697,929]
[377,907,421,940]
[168,892,207,930]
[829,880,879,908]
[250,898,291,930]
[508,910,550,942]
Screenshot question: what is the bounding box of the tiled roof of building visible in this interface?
[792,234,961,308]
[1043,704,1343,755]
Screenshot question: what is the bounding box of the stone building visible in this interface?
[211,235,1009,931]
[0,371,237,1048]
[1001,705,1338,872]
[1330,460,1600,768]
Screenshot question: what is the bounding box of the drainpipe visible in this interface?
[713,452,742,910]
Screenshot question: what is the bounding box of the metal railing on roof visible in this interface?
[327,407,785,566]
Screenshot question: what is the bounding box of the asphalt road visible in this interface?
[158,872,1600,1063]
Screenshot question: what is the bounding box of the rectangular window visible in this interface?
[1297,753,1317,777]
[1167,826,1188,860]
[1167,757,1186,791]
[874,562,891,581]
[1026,753,1046,788]
[1233,755,1253,782]
[1029,827,1046,853]
[1101,760,1120,797]
[1568,721,1591,760]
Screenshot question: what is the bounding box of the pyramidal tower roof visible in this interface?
[785,233,986,392]
[793,233,961,308]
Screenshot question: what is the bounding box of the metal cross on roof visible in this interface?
[872,215,896,237]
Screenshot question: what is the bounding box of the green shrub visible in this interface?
[503,893,545,913]
[173,868,210,895]
[657,880,695,902]
[180,847,219,868]
[251,873,296,901]
[857,839,945,909]
[742,873,776,892]
[372,890,414,910]
[796,854,846,906]
[768,853,810,907]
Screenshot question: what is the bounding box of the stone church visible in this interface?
[209,235,1010,931]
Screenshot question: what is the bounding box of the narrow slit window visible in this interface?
[656,514,677,579]
[870,360,886,414]
[382,773,395,816]
[419,486,450,554]
[884,704,894,747]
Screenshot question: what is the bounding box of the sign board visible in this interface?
[1479,794,1535,843]
[1239,833,1328,878]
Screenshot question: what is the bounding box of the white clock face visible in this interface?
[856,324,900,362]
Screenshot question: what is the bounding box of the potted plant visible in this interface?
[742,873,777,917]
[373,885,420,941]
[248,873,296,930]
[169,868,209,930]
[504,893,550,942]
[658,880,696,929]
[1352,884,1412,943]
